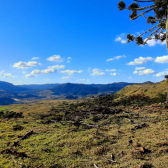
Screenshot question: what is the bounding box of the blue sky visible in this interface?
[0,0,167,85]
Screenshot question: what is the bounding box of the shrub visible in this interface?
[13,124,24,131]
[0,111,23,119]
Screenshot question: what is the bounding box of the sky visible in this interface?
[0,0,167,85]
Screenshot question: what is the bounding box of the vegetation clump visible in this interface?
[0,111,23,119]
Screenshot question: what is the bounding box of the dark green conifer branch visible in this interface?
[117,0,167,50]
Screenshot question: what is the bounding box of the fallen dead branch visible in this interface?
[13,130,34,146]
[94,164,99,168]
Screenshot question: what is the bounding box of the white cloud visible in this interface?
[110,73,118,76]
[61,70,83,75]
[146,38,166,47]
[23,71,27,74]
[106,69,116,71]
[155,55,168,63]
[67,57,72,59]
[154,71,168,77]
[128,77,132,79]
[4,73,17,77]
[0,70,4,76]
[47,55,64,62]
[91,68,105,76]
[13,61,42,69]
[106,55,126,62]
[61,76,71,79]
[127,57,155,65]
[115,34,127,44]
[135,67,146,70]
[32,57,39,60]
[134,69,155,75]
[25,74,37,78]
[48,65,65,69]
[67,60,70,63]
[41,68,55,74]
[26,68,57,77]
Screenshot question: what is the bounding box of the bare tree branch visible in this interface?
[139,23,161,37]
[134,0,154,2]
[135,5,155,11]
[144,27,161,44]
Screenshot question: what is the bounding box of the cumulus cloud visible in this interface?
[47,55,64,62]
[0,70,4,76]
[154,71,168,77]
[67,60,70,63]
[146,38,166,47]
[110,73,118,76]
[115,34,127,44]
[61,70,83,75]
[67,57,71,59]
[32,57,39,60]
[26,68,57,78]
[155,55,168,63]
[4,73,17,77]
[127,57,155,65]
[128,77,132,79]
[61,76,71,79]
[91,69,105,76]
[48,65,65,69]
[13,61,42,69]
[135,67,146,70]
[25,73,36,78]
[41,68,55,74]
[133,69,155,75]
[106,55,126,62]
[23,71,26,74]
[106,69,116,71]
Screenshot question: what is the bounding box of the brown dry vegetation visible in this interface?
[0,95,168,167]
[117,80,167,98]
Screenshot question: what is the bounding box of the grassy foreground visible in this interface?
[0,99,168,168]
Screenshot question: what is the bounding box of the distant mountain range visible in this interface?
[0,81,29,92]
[0,80,153,105]
[18,83,60,90]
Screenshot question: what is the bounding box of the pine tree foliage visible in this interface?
[117,0,168,49]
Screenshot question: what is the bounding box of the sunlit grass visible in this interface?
[0,99,168,167]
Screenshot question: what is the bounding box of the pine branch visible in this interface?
[135,5,155,10]
[134,0,154,2]
[139,23,161,37]
[159,28,163,35]
[144,27,161,44]
[131,8,154,20]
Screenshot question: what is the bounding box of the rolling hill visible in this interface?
[49,83,99,96]
[0,81,29,92]
[116,80,167,98]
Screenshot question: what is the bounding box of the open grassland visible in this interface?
[117,80,167,99]
[0,98,168,168]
